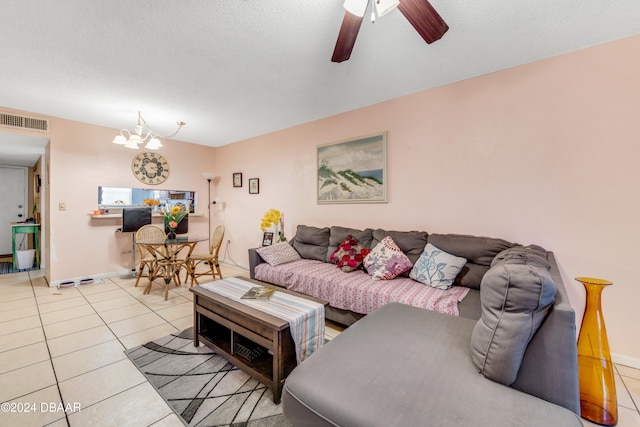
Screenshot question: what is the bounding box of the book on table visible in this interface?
[241,286,275,300]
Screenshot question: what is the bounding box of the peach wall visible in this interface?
[46,118,218,281]
[1,107,218,281]
[212,35,640,362]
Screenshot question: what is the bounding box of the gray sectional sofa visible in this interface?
[248,225,582,426]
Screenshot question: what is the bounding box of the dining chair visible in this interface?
[133,225,166,289]
[186,225,225,286]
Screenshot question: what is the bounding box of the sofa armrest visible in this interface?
[511,252,580,414]
[248,248,264,280]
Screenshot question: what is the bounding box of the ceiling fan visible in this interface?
[332,0,449,63]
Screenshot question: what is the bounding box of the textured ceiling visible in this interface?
[1,0,640,156]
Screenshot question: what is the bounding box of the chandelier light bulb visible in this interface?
[111,111,185,151]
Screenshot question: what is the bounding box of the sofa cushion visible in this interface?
[371,229,428,265]
[292,225,330,261]
[491,244,550,269]
[364,236,413,280]
[330,234,370,272]
[409,243,467,290]
[427,234,516,290]
[256,242,301,266]
[470,245,556,385]
[327,226,374,262]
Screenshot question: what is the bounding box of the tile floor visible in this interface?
[0,264,638,426]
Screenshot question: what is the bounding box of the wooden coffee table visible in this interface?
[190,278,328,403]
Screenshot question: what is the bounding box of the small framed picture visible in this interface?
[262,232,274,246]
[233,172,242,188]
[249,178,259,194]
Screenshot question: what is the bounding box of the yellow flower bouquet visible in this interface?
[260,208,286,242]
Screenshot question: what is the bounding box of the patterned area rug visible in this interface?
[125,328,291,427]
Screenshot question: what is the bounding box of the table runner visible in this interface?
[200,277,325,363]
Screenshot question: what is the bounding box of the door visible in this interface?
[0,166,28,255]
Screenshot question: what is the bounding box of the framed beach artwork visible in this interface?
[317,132,387,204]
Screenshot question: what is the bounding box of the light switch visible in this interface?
[59,202,66,211]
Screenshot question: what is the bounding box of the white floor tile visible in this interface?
[90,294,141,313]
[0,341,50,375]
[35,287,82,304]
[40,304,96,326]
[98,302,152,323]
[0,360,56,402]
[150,413,188,427]
[0,314,41,336]
[108,312,168,337]
[37,295,89,314]
[617,374,637,410]
[83,288,130,303]
[67,382,173,427]
[47,325,117,358]
[43,313,106,340]
[58,359,145,408]
[0,327,45,352]
[0,385,66,427]
[0,289,35,304]
[155,301,192,322]
[0,304,39,323]
[0,294,36,312]
[170,314,193,332]
[119,323,178,349]
[52,339,127,381]
[77,281,121,296]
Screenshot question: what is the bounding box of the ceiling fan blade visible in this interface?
[331,11,365,63]
[398,0,449,44]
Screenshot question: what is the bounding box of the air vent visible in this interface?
[0,112,49,132]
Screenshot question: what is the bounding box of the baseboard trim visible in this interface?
[612,353,640,370]
[49,270,129,287]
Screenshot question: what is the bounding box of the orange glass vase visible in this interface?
[576,277,617,426]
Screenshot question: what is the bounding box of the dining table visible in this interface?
[138,235,208,299]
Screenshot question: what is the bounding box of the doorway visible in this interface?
[0,130,48,273]
[0,166,28,255]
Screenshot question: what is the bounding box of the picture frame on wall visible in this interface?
[262,231,274,246]
[233,172,243,187]
[317,132,387,204]
[249,178,259,194]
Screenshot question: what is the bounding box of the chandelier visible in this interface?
[112,111,186,150]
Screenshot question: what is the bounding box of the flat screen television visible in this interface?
[121,207,152,232]
[164,214,188,235]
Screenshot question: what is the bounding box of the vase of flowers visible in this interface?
[160,203,187,240]
[260,208,286,243]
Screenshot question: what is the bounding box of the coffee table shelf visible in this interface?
[191,286,297,403]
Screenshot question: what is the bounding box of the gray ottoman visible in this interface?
[282,303,582,427]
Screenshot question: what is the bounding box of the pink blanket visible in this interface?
[255,259,469,317]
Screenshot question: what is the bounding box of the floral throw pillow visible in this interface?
[256,242,301,266]
[410,243,467,290]
[363,236,413,280]
[330,234,371,272]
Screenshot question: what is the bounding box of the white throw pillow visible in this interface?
[409,243,467,290]
[256,242,301,266]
